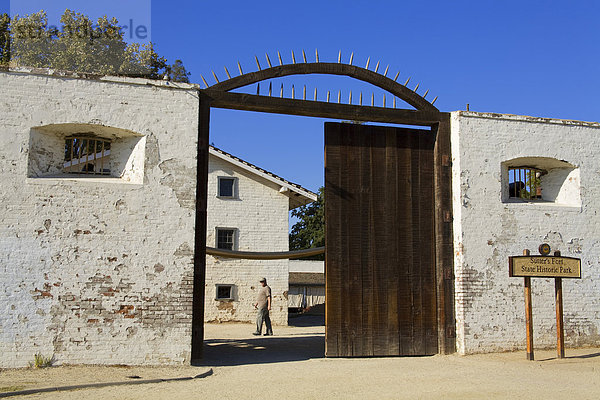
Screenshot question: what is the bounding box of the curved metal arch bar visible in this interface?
[206,246,325,260]
[208,63,438,113]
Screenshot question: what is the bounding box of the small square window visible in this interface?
[216,284,234,300]
[216,228,236,250]
[218,177,236,198]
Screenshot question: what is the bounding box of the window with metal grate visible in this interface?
[64,137,111,175]
[508,167,544,200]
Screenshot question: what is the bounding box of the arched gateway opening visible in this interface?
[191,54,455,361]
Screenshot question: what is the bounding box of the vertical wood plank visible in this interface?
[433,117,455,354]
[360,127,374,356]
[410,132,420,356]
[419,131,437,355]
[396,130,413,356]
[345,125,362,356]
[324,123,341,356]
[339,126,350,357]
[370,127,386,355]
[385,128,400,356]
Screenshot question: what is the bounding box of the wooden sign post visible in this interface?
[523,250,534,360]
[509,245,581,361]
[554,251,565,359]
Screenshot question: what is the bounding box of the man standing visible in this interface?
[253,277,273,336]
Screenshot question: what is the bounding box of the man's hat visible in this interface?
[259,277,266,282]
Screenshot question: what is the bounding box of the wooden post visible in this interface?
[191,93,211,364]
[555,277,565,358]
[523,249,534,361]
[554,250,565,359]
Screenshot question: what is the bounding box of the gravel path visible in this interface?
[2,319,599,399]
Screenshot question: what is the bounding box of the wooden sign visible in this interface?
[511,249,579,361]
[509,256,581,279]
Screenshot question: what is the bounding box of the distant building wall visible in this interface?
[0,70,199,367]
[289,260,324,273]
[451,111,600,354]
[205,155,290,325]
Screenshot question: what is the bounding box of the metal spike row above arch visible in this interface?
[206,51,438,112]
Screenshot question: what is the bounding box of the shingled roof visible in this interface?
[209,145,317,209]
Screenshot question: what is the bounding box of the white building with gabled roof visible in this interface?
[205,146,316,325]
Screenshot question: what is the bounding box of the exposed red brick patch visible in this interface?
[31,288,53,299]
[116,305,135,314]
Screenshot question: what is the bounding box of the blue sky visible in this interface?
[9,0,151,43]
[3,1,600,193]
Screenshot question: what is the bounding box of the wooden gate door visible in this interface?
[325,122,437,357]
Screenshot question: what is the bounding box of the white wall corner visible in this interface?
[450,111,466,354]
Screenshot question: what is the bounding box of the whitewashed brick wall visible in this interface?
[451,111,600,354]
[12,70,594,364]
[205,155,290,326]
[289,260,324,273]
[0,70,200,367]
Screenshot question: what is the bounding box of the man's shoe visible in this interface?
[264,332,273,336]
[252,332,261,336]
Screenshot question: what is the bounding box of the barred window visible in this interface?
[64,137,111,175]
[508,167,544,200]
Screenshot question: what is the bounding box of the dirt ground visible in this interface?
[2,317,600,399]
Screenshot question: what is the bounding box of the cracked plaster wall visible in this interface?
[0,71,199,367]
[451,111,600,354]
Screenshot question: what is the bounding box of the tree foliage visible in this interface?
[289,187,324,260]
[0,13,10,66]
[166,59,191,83]
[1,10,190,81]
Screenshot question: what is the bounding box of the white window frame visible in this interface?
[216,227,238,250]
[217,176,238,199]
[215,284,235,301]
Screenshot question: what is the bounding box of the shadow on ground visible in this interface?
[568,351,600,359]
[288,314,325,327]
[538,351,600,362]
[201,314,325,367]
[202,335,325,367]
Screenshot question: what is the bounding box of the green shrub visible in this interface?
[29,353,55,368]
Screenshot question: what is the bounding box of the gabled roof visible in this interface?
[209,145,317,209]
